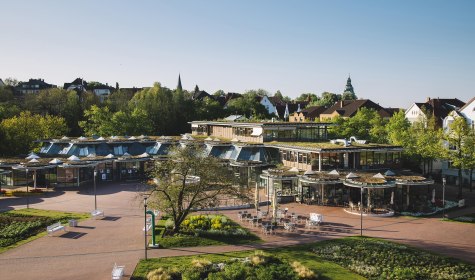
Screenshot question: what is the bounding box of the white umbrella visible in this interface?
[373,173,385,179]
[28,158,39,163]
[122,152,131,157]
[104,154,115,159]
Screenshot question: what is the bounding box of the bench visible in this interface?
[47,222,66,236]
[111,263,125,280]
[91,209,104,219]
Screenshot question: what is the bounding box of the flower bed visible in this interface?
[400,200,459,217]
[312,237,475,280]
[0,209,89,252]
[156,214,260,248]
[142,251,317,280]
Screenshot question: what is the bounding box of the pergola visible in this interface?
[394,176,435,212]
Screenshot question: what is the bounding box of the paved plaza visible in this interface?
[0,182,474,280]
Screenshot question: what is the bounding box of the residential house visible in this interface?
[405,98,465,127]
[275,101,309,120]
[64,78,88,93]
[319,99,391,121]
[257,95,284,116]
[290,106,327,122]
[14,78,56,95]
[442,97,475,185]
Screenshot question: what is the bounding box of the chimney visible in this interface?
[340,100,344,108]
[426,97,431,102]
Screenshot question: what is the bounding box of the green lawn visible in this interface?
[0,208,90,253]
[152,215,261,248]
[133,237,475,280]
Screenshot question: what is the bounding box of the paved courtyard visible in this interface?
[0,182,474,280]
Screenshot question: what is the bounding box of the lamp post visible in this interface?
[360,186,363,236]
[26,168,29,209]
[442,177,446,218]
[93,167,97,210]
[144,195,148,260]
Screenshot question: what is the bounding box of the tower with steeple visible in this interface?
[344,75,355,95]
[177,74,183,92]
[342,75,357,100]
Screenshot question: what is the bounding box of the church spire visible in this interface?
[344,74,354,95]
[177,74,182,92]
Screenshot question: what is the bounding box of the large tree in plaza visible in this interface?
[146,144,248,235]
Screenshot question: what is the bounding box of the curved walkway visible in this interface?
[0,182,474,280]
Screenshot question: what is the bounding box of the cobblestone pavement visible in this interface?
[0,182,474,280]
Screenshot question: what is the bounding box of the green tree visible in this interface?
[0,111,68,156]
[195,97,227,120]
[79,105,114,136]
[316,92,341,107]
[444,117,472,198]
[147,144,245,234]
[296,93,319,103]
[386,110,411,146]
[130,83,176,135]
[226,92,270,119]
[410,113,444,176]
[329,108,387,143]
[462,127,475,192]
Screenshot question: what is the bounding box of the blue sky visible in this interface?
[1,0,474,108]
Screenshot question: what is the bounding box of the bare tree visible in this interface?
[147,144,249,234]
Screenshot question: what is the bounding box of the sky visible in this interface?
[1,0,474,108]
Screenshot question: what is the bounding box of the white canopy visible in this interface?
[77,136,87,140]
[205,137,213,141]
[28,158,39,163]
[304,169,317,175]
[86,153,96,158]
[288,167,299,173]
[384,170,396,176]
[26,154,40,160]
[67,155,80,161]
[328,169,339,176]
[96,137,105,141]
[49,158,63,164]
[105,154,115,159]
[122,152,131,157]
[346,172,359,179]
[373,173,385,179]
[129,136,137,140]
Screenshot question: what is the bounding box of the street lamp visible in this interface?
[26,168,29,209]
[143,195,148,260]
[442,177,446,218]
[360,186,363,236]
[93,167,97,210]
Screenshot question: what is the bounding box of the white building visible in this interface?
[441,97,475,185]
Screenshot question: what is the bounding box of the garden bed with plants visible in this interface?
[448,213,475,224]
[134,237,475,280]
[312,237,475,280]
[133,248,363,280]
[154,214,261,248]
[0,208,89,253]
